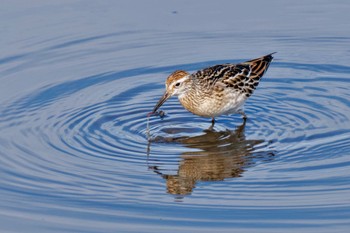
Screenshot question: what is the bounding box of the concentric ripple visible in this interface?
[1,60,350,231]
[2,0,350,231]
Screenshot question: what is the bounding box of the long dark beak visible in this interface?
[152,92,170,113]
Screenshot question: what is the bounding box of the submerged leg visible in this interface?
[207,117,215,131]
[238,110,247,121]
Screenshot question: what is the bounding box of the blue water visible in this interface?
[1,1,350,232]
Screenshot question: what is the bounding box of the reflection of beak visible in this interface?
[153,92,170,113]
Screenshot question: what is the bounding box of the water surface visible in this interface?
[1,1,350,232]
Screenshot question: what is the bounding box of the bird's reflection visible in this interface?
[147,121,274,196]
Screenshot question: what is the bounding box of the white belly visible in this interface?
[214,92,247,116]
[187,92,247,117]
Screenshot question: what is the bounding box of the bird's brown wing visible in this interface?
[192,53,275,97]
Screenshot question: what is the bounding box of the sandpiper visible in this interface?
[150,53,275,125]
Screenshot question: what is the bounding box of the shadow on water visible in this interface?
[147,121,275,196]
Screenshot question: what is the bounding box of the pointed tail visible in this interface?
[244,52,276,79]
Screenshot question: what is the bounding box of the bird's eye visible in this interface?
[175,82,181,87]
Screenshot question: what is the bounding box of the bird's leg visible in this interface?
[238,110,247,121]
[207,117,215,131]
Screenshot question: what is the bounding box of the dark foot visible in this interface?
[242,115,247,124]
[207,118,215,131]
[238,111,247,121]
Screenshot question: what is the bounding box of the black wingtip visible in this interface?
[245,52,277,63]
[267,52,277,57]
[264,52,277,62]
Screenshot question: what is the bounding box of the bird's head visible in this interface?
[152,70,190,113]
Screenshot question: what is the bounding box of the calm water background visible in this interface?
[1,1,350,232]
